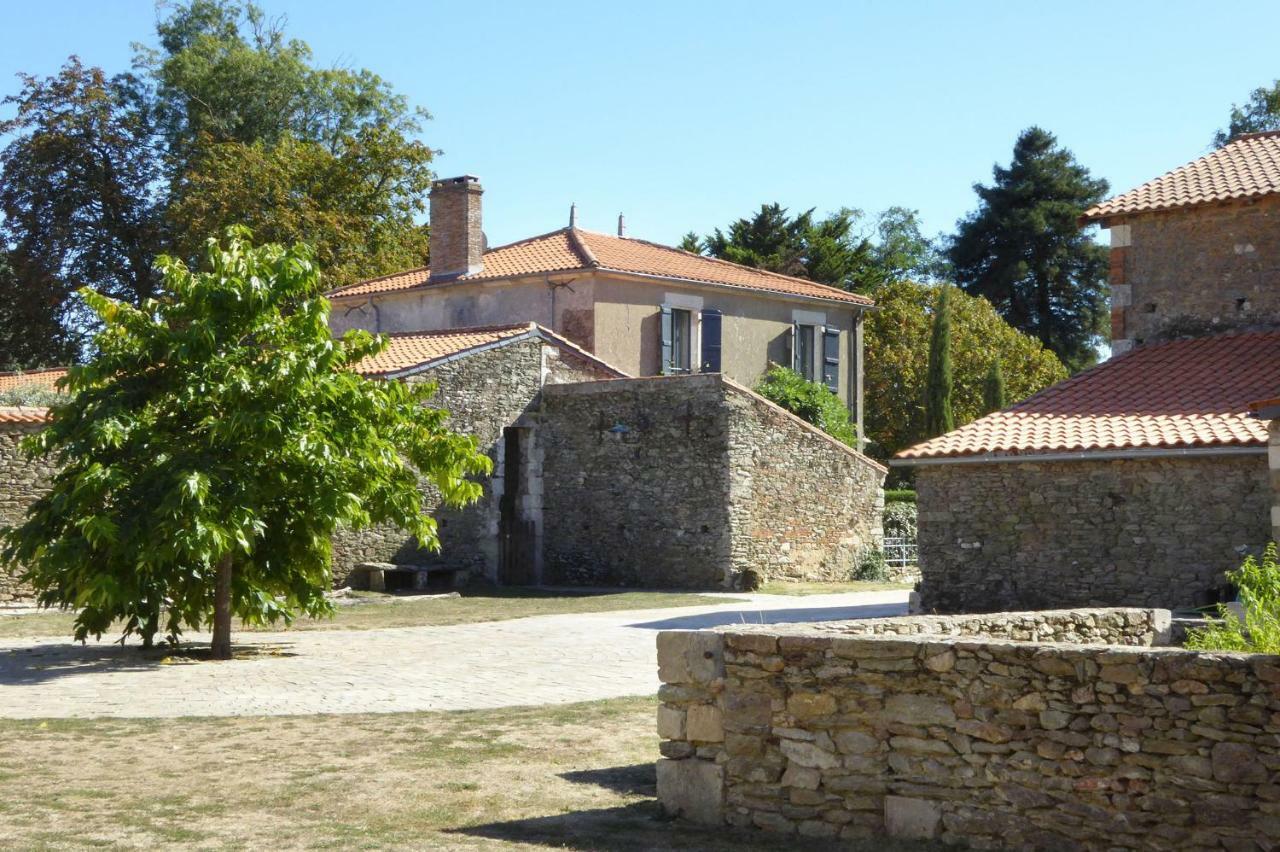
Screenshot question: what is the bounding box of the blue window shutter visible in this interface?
[822,327,840,393]
[660,305,673,375]
[700,309,722,373]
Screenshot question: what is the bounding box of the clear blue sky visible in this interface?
[6,1,1280,249]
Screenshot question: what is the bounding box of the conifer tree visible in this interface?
[982,358,1007,414]
[924,284,955,438]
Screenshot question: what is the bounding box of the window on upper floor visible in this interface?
[661,306,692,374]
[793,323,816,381]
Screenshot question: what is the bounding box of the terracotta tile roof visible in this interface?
[0,368,68,392]
[895,331,1280,461]
[350,322,628,379]
[328,228,873,306]
[0,406,51,424]
[1081,131,1280,223]
[352,324,533,376]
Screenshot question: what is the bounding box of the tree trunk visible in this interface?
[211,554,233,660]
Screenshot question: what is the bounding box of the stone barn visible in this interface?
[895,133,1280,614]
[0,324,886,597]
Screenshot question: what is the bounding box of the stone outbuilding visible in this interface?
[0,324,887,598]
[895,331,1278,613]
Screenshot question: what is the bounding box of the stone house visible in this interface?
[895,136,1280,614]
[327,175,875,441]
[0,324,887,597]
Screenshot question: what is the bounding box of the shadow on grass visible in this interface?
[0,641,297,686]
[560,762,655,797]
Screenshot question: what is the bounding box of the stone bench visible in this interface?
[349,562,469,593]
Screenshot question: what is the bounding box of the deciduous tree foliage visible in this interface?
[1214,81,1280,146]
[864,279,1067,457]
[947,127,1109,373]
[1,229,490,658]
[0,0,434,367]
[924,284,955,439]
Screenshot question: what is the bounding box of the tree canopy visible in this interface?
[684,204,940,293]
[864,279,1067,457]
[1214,81,1280,146]
[1,229,490,658]
[946,127,1109,373]
[0,0,434,368]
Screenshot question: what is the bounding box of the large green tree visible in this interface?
[1,229,490,658]
[864,279,1067,457]
[947,127,1109,372]
[0,0,434,368]
[1214,81,1280,146]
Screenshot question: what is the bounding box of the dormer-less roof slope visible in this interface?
[327,227,874,307]
[0,367,68,392]
[1081,131,1280,223]
[895,330,1280,463]
[351,322,628,379]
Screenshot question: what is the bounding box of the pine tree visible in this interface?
[924,285,955,438]
[982,358,1007,414]
[947,127,1109,372]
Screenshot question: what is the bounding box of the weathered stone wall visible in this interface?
[330,340,616,584]
[1109,199,1280,353]
[915,454,1271,613]
[725,385,885,583]
[1270,418,1280,543]
[656,609,1280,849]
[0,423,56,603]
[540,375,735,588]
[539,374,886,589]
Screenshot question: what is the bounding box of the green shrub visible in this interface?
[884,488,916,505]
[1186,543,1280,654]
[754,365,857,447]
[884,502,917,541]
[0,384,66,407]
[854,547,888,581]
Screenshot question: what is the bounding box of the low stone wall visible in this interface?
[0,422,56,603]
[656,608,1280,849]
[915,454,1271,612]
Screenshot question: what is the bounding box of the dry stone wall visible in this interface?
[0,423,56,603]
[915,455,1270,613]
[656,608,1280,849]
[539,374,885,589]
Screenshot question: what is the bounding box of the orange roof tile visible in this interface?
[328,228,873,306]
[0,406,51,424]
[1081,131,1280,223]
[351,322,627,378]
[896,331,1280,461]
[0,368,68,392]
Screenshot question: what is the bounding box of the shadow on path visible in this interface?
[0,641,297,686]
[627,602,907,631]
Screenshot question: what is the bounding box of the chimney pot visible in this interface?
[429,175,484,281]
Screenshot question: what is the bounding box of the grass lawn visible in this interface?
[0,696,939,850]
[0,587,728,640]
[756,580,911,596]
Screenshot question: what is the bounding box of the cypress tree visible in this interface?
[925,284,955,437]
[982,357,1007,414]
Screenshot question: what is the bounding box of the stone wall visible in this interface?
[656,609,1280,849]
[914,454,1271,613]
[1109,199,1280,354]
[0,422,56,603]
[539,374,885,589]
[331,339,615,584]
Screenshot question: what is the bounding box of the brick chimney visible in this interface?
[429,175,484,281]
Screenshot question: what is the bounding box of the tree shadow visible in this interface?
[628,601,907,631]
[0,640,297,686]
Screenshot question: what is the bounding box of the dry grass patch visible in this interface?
[756,580,910,596]
[0,587,726,640]
[0,697,940,851]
